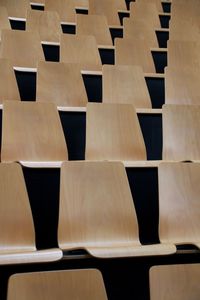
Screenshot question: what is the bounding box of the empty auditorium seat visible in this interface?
[0,163,62,265]
[45,0,76,24]
[0,0,30,19]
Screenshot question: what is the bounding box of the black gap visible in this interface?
[162,2,171,13]
[126,168,160,245]
[109,28,123,44]
[76,8,88,15]
[176,245,199,250]
[145,77,165,108]
[0,110,2,150]
[156,30,169,48]
[138,113,162,160]
[82,74,102,102]
[125,0,134,10]
[59,111,86,160]
[63,249,88,256]
[23,167,60,249]
[159,14,171,29]
[99,49,115,65]
[118,12,130,26]
[152,51,167,74]
[61,24,76,34]
[31,4,44,10]
[42,44,59,62]
[14,71,36,101]
[9,20,26,30]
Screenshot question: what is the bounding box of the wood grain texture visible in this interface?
[165,67,200,105]
[0,6,11,40]
[159,162,200,247]
[58,161,175,258]
[76,14,112,46]
[162,104,200,161]
[85,103,146,161]
[136,0,163,12]
[171,1,200,24]
[0,29,44,68]
[26,10,62,43]
[150,264,200,300]
[88,0,126,26]
[8,269,108,300]
[0,58,20,103]
[169,19,200,42]
[1,101,68,163]
[45,0,76,23]
[75,0,88,8]
[103,65,151,108]
[0,0,29,18]
[130,2,160,28]
[36,61,87,107]
[60,34,102,72]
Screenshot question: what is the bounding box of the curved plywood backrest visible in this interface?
[45,0,76,23]
[0,0,30,18]
[1,101,68,164]
[130,2,160,29]
[36,61,87,108]
[85,103,146,161]
[158,162,200,247]
[75,0,88,9]
[0,6,11,39]
[26,10,62,43]
[0,58,20,103]
[60,34,102,72]
[102,65,151,108]
[171,1,200,23]
[136,0,163,12]
[162,104,200,161]
[0,29,44,69]
[165,66,200,105]
[76,14,112,46]
[8,269,108,300]
[150,264,200,300]
[169,19,200,42]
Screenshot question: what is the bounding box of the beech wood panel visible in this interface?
[1,101,68,163]
[45,0,76,23]
[150,264,200,300]
[60,34,102,72]
[115,38,156,73]
[103,65,151,108]
[75,0,88,8]
[0,30,44,68]
[130,2,160,28]
[76,14,112,46]
[36,61,87,107]
[58,161,175,258]
[159,162,200,248]
[169,20,200,42]
[26,10,62,43]
[162,104,200,161]
[0,0,29,18]
[165,67,200,105]
[171,1,200,24]
[0,6,11,40]
[8,269,108,300]
[0,58,20,103]
[136,0,163,12]
[86,103,146,161]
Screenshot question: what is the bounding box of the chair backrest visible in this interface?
[0,29,44,68]
[169,19,200,42]
[102,64,151,108]
[60,34,102,72]
[165,66,200,105]
[58,161,140,257]
[171,1,200,23]
[1,101,68,163]
[115,37,156,73]
[76,14,112,46]
[0,6,11,40]
[85,103,146,161]
[158,162,200,247]
[26,10,62,43]
[162,104,200,161]
[45,0,76,23]
[0,0,29,18]
[75,0,88,9]
[8,269,108,300]
[0,58,20,103]
[150,263,200,300]
[36,61,87,107]
[130,2,160,29]
[136,0,163,12]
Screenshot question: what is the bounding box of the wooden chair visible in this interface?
[0,0,30,19]
[45,0,76,24]
[85,103,146,161]
[60,34,102,72]
[8,269,108,300]
[0,58,20,104]
[0,30,44,69]
[162,104,200,161]
[88,0,127,27]
[130,2,160,29]
[102,65,151,108]
[58,161,175,258]
[0,6,11,40]
[26,10,62,43]
[165,66,200,105]
[150,263,200,300]
[1,101,68,167]
[36,61,87,108]
[0,163,62,265]
[76,14,113,47]
[115,37,156,73]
